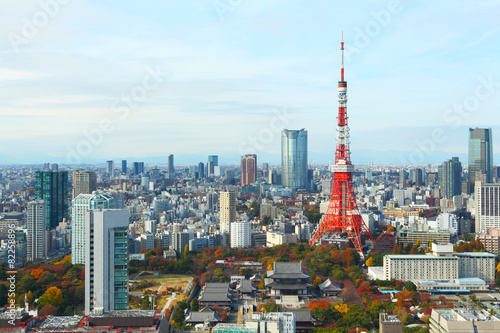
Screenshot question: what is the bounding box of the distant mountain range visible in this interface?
[0,150,487,167]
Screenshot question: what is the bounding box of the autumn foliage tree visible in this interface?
[40,305,58,316]
[31,268,44,279]
[313,277,323,288]
[365,257,374,267]
[307,299,331,310]
[38,287,64,307]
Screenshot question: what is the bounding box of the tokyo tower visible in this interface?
[309,35,375,253]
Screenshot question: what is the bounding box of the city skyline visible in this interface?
[1,1,500,165]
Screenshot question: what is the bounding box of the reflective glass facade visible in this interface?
[281,129,308,190]
[469,128,493,183]
[35,170,68,230]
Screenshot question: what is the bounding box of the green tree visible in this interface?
[0,284,7,307]
[190,298,199,311]
[404,281,417,292]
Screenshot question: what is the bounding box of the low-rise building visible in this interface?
[198,283,234,310]
[477,228,500,255]
[379,313,403,333]
[430,308,500,333]
[266,262,311,299]
[266,231,298,247]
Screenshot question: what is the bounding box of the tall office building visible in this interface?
[413,168,423,187]
[85,209,129,315]
[207,162,214,176]
[198,162,205,178]
[281,129,308,191]
[133,162,145,175]
[230,221,251,248]
[106,160,114,177]
[475,181,500,233]
[206,192,219,212]
[121,160,127,174]
[72,193,114,264]
[35,170,68,230]
[469,128,493,185]
[438,157,462,199]
[27,200,47,261]
[241,154,257,186]
[208,155,218,166]
[219,191,236,233]
[72,169,97,197]
[399,169,407,187]
[168,154,174,174]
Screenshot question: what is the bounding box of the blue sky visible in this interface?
[1,0,500,165]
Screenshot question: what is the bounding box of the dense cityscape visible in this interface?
[1,1,500,333]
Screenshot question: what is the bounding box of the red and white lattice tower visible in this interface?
[309,35,375,253]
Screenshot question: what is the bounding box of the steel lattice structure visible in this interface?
[309,36,375,253]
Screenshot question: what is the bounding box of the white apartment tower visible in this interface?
[72,193,114,264]
[85,209,129,315]
[230,221,251,249]
[475,181,500,233]
[27,200,47,261]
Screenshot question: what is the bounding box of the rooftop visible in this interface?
[38,316,83,329]
[88,310,155,318]
[434,308,500,322]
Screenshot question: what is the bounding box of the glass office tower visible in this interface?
[35,170,68,230]
[469,128,493,184]
[281,129,308,191]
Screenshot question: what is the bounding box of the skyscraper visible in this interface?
[219,191,236,233]
[208,155,218,175]
[121,160,127,174]
[35,170,68,230]
[413,168,423,187]
[241,154,257,186]
[208,155,218,166]
[207,161,214,176]
[438,157,462,199]
[281,129,308,191]
[198,162,205,178]
[72,193,114,265]
[106,160,114,177]
[168,154,175,174]
[85,209,129,315]
[72,169,97,197]
[133,162,145,175]
[469,128,493,185]
[27,200,47,261]
[475,181,500,233]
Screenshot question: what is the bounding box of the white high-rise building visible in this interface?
[72,193,114,264]
[85,209,129,315]
[144,220,157,234]
[220,191,236,233]
[475,181,500,233]
[230,221,251,249]
[27,200,47,261]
